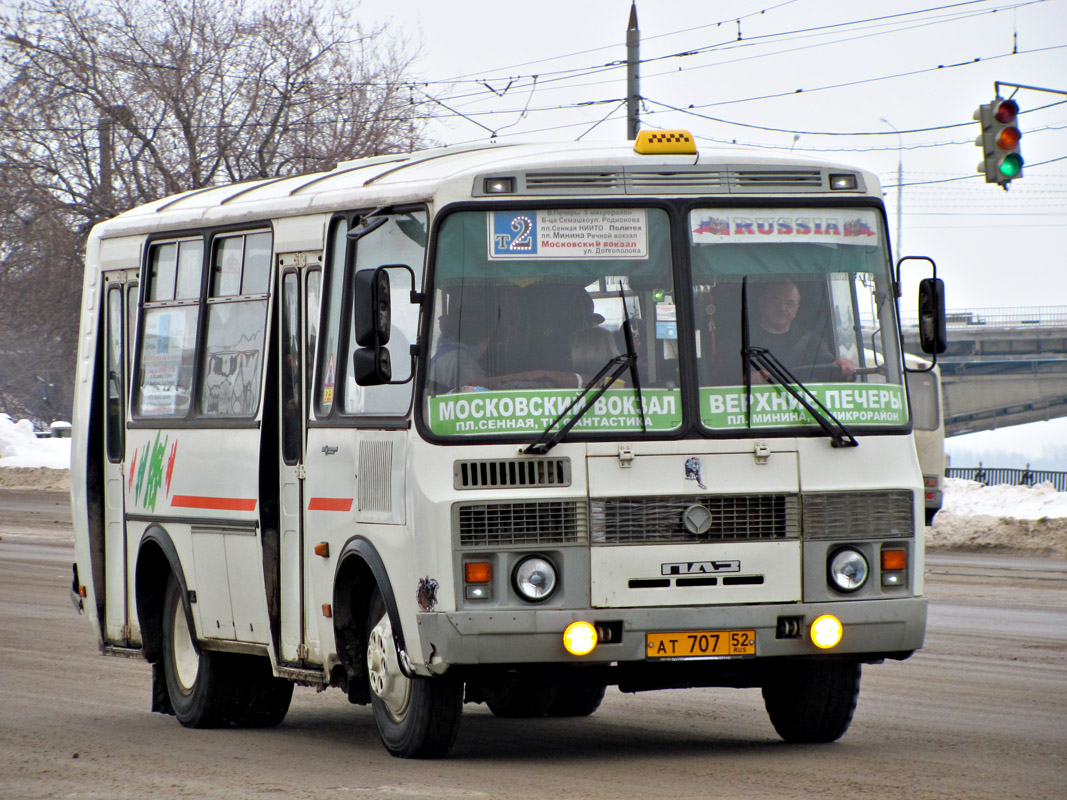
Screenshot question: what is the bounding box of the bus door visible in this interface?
[102,269,138,644]
[277,256,322,663]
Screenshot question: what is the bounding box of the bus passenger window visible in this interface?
[199,231,272,418]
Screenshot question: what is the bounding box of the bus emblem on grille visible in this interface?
[682,504,713,535]
[661,560,740,576]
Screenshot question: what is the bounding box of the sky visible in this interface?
[352,0,1067,466]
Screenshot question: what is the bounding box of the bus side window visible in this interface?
[199,231,271,418]
[135,239,202,418]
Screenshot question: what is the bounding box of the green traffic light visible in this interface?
[999,153,1023,178]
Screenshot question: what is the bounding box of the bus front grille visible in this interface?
[802,491,915,539]
[591,494,799,544]
[456,500,588,547]
[454,458,571,489]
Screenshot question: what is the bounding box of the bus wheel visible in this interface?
[761,660,861,743]
[225,654,294,728]
[483,677,556,718]
[161,574,233,728]
[547,684,606,717]
[366,589,462,758]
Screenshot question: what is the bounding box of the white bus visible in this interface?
[905,358,946,524]
[71,131,944,758]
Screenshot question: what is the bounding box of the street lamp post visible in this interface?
[880,117,903,259]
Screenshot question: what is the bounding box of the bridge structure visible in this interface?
[902,306,1067,437]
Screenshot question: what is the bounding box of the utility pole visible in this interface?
[626,2,640,140]
[97,105,131,218]
[880,117,903,258]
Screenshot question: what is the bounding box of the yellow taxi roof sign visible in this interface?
[634,130,697,155]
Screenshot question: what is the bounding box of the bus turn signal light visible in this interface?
[314,542,329,557]
[881,549,907,571]
[464,561,491,584]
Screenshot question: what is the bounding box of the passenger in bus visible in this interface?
[428,309,491,393]
[571,326,625,387]
[429,305,596,394]
[751,279,855,382]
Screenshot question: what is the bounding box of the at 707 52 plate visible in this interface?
[646,629,756,660]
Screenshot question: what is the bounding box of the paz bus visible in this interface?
[906,358,946,524]
[70,130,946,758]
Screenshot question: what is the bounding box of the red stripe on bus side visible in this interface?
[171,495,258,511]
[307,497,354,512]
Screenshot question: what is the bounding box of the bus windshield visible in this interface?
[423,207,681,438]
[689,207,906,433]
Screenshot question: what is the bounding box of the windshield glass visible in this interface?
[424,207,681,438]
[689,207,906,432]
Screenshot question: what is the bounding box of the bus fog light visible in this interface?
[512,555,557,602]
[829,548,869,593]
[563,621,598,655]
[810,614,844,649]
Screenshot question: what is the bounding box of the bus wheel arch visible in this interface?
[333,537,462,758]
[135,525,191,666]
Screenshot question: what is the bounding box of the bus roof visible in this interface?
[90,139,884,240]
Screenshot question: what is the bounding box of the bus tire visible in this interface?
[161,574,235,728]
[546,684,606,717]
[761,660,861,743]
[366,589,462,758]
[483,678,557,718]
[225,655,294,728]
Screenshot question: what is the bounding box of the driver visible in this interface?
[752,280,855,381]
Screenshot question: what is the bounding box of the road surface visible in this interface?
[0,491,1064,799]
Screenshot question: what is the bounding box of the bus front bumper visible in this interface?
[414,596,926,670]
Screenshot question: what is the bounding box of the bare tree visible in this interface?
[0,0,432,424]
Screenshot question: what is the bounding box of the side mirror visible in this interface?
[917,277,947,355]
[353,267,391,347]
[353,267,392,385]
[352,345,392,386]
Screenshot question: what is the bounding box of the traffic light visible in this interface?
[975,98,1023,186]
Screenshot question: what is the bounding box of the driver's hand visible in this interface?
[835,357,856,380]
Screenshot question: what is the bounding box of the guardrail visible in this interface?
[947,465,1067,492]
[901,306,1067,328]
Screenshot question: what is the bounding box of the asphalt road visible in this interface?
[0,491,1064,800]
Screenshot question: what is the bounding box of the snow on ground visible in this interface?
[0,414,71,470]
[1,413,1065,554]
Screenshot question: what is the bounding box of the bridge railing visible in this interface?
[900,306,1067,328]
[946,465,1067,492]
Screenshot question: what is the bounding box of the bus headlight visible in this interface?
[828,548,869,593]
[512,555,558,602]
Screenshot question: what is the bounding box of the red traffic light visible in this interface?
[994,99,1018,124]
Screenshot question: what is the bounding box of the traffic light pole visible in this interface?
[994,81,1066,98]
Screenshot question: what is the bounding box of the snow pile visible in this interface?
[942,478,1067,520]
[928,478,1067,557]
[0,414,71,469]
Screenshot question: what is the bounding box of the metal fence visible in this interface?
[946,465,1067,492]
[900,306,1067,328]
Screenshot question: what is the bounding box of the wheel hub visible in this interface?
[171,599,199,692]
[366,611,411,721]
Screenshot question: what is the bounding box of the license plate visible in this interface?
[646,629,756,660]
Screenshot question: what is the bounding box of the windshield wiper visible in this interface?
[524,284,645,455]
[740,278,858,449]
[523,353,635,455]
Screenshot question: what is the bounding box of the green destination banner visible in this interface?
[428,388,682,436]
[701,383,908,430]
